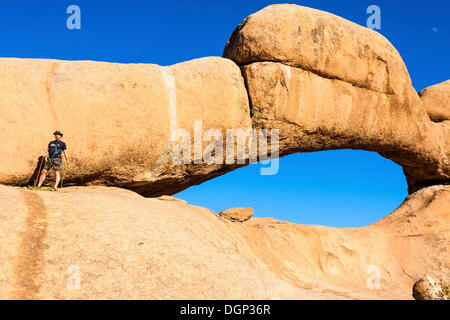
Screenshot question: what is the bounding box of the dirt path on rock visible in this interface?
[11,190,48,299]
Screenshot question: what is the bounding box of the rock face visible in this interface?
[224,4,450,193]
[412,275,449,300]
[0,4,448,196]
[420,80,450,122]
[0,184,448,299]
[0,2,448,301]
[0,57,251,196]
[218,207,253,222]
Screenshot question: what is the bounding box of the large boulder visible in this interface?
[223,4,411,97]
[223,4,450,193]
[420,80,450,122]
[412,275,449,300]
[0,57,252,196]
[0,183,448,299]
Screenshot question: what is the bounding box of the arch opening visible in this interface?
[174,149,408,228]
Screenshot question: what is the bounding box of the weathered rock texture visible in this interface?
[0,184,448,299]
[224,4,450,193]
[218,207,254,222]
[0,57,251,196]
[412,274,449,300]
[420,80,450,122]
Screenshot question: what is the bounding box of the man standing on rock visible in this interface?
[37,130,69,190]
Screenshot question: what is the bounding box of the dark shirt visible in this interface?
[48,140,66,159]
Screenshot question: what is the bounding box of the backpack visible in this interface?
[49,140,64,159]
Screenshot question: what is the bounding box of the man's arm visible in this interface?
[63,150,69,164]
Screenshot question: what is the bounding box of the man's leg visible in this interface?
[37,169,48,187]
[54,170,61,189]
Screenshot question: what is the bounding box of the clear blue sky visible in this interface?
[1,1,448,227]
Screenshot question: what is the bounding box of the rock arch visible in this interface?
[0,4,448,197]
[223,4,450,194]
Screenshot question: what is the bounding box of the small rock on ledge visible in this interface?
[218,207,254,222]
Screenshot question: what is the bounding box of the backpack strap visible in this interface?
[50,140,63,159]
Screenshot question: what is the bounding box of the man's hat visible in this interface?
[53,130,63,137]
